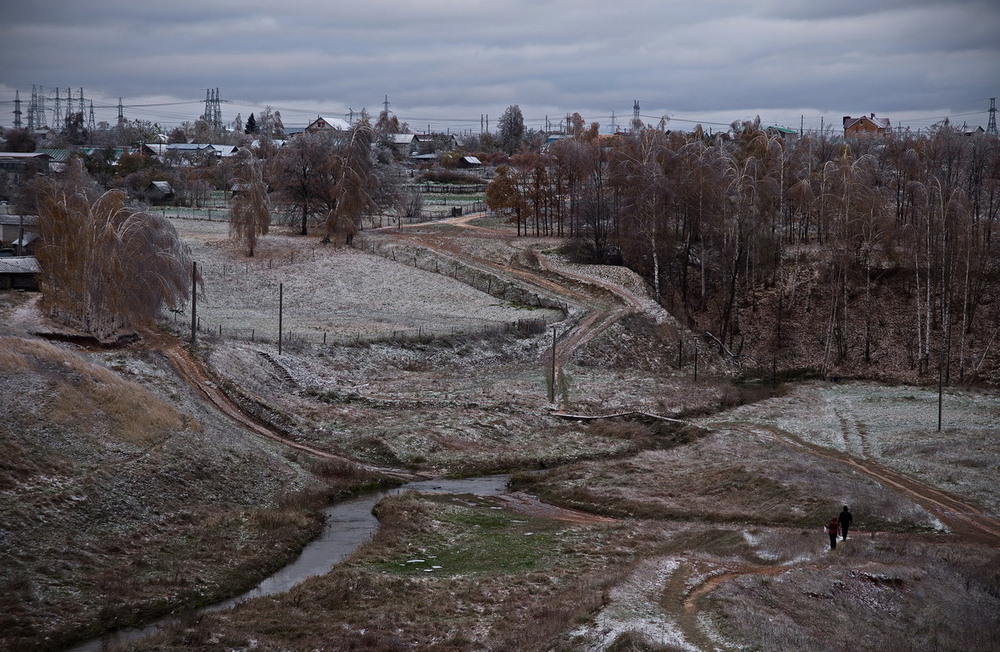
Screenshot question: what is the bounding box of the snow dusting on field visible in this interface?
[568,557,696,651]
[170,217,561,343]
[711,381,1000,516]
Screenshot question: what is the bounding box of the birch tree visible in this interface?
[34,160,194,341]
[229,156,270,256]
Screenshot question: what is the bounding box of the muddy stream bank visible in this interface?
[68,475,510,652]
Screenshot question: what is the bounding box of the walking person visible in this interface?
[826,516,840,550]
[839,506,853,540]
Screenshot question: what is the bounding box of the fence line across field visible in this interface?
[164,308,548,348]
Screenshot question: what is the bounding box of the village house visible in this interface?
[304,116,352,134]
[0,152,52,182]
[844,113,891,137]
[389,133,418,158]
[162,143,238,165]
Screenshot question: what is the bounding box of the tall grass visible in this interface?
[1,335,185,446]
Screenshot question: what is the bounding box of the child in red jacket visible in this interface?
[826,517,840,549]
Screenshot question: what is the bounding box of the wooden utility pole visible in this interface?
[190,262,197,344]
[937,343,944,432]
[278,283,283,355]
[549,327,557,403]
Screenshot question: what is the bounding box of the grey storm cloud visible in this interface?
[2,0,998,132]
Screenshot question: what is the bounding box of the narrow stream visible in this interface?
[69,475,510,651]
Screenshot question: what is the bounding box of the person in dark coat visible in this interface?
[839,506,853,540]
[826,517,840,549]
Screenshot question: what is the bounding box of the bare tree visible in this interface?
[323,122,378,245]
[34,161,194,341]
[268,132,338,235]
[497,105,525,155]
[229,156,270,256]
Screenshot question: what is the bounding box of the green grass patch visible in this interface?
[366,494,558,577]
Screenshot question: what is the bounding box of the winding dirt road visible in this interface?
[376,212,660,411]
[144,329,417,481]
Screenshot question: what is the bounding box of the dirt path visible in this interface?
[143,329,416,481]
[663,422,1000,650]
[747,423,1000,545]
[376,213,659,410]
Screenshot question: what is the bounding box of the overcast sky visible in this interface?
[2,0,998,135]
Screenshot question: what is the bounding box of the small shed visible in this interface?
[145,181,175,205]
[457,155,483,168]
[0,256,40,291]
[765,126,798,140]
[10,232,38,256]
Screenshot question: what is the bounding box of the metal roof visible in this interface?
[0,256,40,274]
[0,152,52,159]
[0,215,39,227]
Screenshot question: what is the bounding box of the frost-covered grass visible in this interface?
[513,427,936,534]
[708,381,1000,517]
[169,216,561,344]
[705,536,1000,652]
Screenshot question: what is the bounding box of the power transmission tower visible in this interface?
[383,94,390,115]
[27,86,38,131]
[87,100,96,135]
[203,88,223,130]
[78,87,85,117]
[213,88,223,129]
[53,87,62,129]
[632,99,641,132]
[13,90,22,128]
[117,97,125,125]
[988,97,998,135]
[28,85,46,130]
